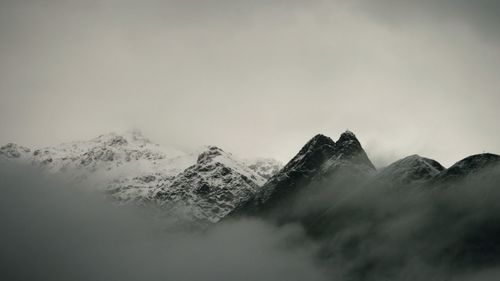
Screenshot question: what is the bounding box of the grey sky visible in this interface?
[1,0,499,167]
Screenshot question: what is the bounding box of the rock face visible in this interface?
[316,131,376,178]
[3,130,499,226]
[375,153,500,187]
[6,130,500,280]
[230,131,376,218]
[156,146,266,223]
[228,130,500,223]
[436,153,500,182]
[376,155,445,184]
[0,131,275,223]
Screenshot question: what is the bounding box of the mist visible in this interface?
[3,160,500,280]
[0,163,328,281]
[1,0,500,166]
[226,163,500,281]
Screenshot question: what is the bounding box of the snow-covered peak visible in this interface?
[29,131,187,178]
[0,143,31,161]
[155,146,267,223]
[1,132,276,224]
[196,146,224,164]
[245,158,283,180]
[92,131,145,146]
[195,146,267,186]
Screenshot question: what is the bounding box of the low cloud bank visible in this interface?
[2,163,500,281]
[289,166,500,281]
[0,164,327,281]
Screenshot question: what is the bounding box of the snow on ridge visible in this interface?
[1,131,279,223]
[244,158,283,180]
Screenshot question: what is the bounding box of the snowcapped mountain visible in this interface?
[3,129,500,225]
[155,146,267,223]
[30,130,193,177]
[0,131,274,223]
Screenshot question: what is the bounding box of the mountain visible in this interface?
[228,131,500,225]
[0,131,276,223]
[315,131,376,178]
[31,130,192,177]
[229,131,376,219]
[376,153,500,185]
[155,146,266,223]
[376,154,445,184]
[436,153,500,182]
[3,130,499,226]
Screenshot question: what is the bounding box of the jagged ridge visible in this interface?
[230,131,376,217]
[0,132,275,223]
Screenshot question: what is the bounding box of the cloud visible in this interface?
[264,164,500,280]
[0,163,328,281]
[347,0,500,37]
[1,0,500,166]
[2,158,500,280]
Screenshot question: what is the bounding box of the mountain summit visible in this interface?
[0,132,277,223]
[229,131,375,218]
[376,154,445,184]
[436,153,500,182]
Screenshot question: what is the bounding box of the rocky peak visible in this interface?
[197,146,224,164]
[438,153,500,181]
[107,135,129,146]
[377,154,445,184]
[318,131,376,175]
[281,134,336,176]
[336,130,362,148]
[92,130,152,147]
[305,134,335,148]
[229,131,375,217]
[400,155,444,171]
[297,134,335,156]
[273,130,372,182]
[337,130,359,144]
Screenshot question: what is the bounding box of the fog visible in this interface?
[1,0,500,167]
[0,164,328,281]
[3,162,500,280]
[256,165,500,281]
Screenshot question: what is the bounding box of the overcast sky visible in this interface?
[1,0,499,167]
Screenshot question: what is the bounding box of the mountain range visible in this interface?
[0,130,282,223]
[2,130,499,226]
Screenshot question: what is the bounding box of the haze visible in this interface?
[1,0,499,167]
